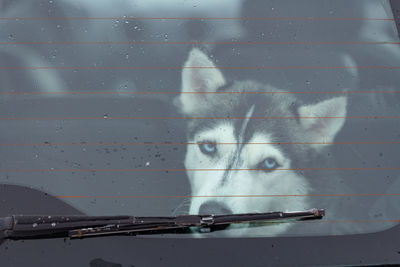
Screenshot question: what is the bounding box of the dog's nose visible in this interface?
[198,201,233,215]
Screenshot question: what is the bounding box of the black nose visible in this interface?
[198,201,233,215]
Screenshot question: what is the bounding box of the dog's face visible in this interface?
[178,49,347,235]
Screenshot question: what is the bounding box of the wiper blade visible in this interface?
[0,208,324,240]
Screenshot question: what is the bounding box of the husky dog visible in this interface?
[177,48,350,236]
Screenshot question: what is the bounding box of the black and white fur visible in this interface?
[177,48,351,236]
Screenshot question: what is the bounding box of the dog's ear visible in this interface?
[178,48,226,114]
[298,96,347,151]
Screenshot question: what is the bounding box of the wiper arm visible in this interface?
[0,208,324,240]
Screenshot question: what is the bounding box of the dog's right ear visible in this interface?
[177,48,226,114]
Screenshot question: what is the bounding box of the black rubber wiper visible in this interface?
[0,208,324,240]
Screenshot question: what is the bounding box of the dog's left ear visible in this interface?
[298,96,347,150]
[177,48,226,114]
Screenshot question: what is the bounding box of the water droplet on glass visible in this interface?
[125,54,129,59]
[32,223,38,228]
[146,161,150,166]
[305,80,311,85]
[51,222,56,227]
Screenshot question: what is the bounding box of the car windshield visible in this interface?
[1,0,399,238]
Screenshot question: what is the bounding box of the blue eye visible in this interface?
[198,142,217,155]
[261,158,279,171]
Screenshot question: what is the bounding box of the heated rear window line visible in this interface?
[0,90,399,95]
[0,167,398,173]
[0,141,398,146]
[1,66,400,70]
[55,193,400,198]
[0,17,395,21]
[0,116,397,120]
[1,41,400,45]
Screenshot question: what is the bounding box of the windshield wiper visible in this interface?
[0,208,324,240]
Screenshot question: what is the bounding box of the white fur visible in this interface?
[186,125,311,236]
[181,50,347,237]
[180,48,226,114]
[298,96,347,150]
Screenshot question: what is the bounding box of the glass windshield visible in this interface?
[1,0,400,237]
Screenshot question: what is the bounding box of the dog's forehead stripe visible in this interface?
[221,105,255,184]
[238,105,255,144]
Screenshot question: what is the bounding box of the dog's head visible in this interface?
[177,49,347,234]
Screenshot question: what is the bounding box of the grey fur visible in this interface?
[179,49,365,237]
